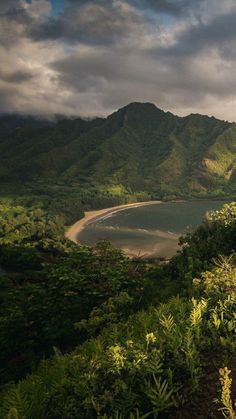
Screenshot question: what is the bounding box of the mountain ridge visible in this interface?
[0,102,235,198]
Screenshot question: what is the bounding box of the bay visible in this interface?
[77,200,226,258]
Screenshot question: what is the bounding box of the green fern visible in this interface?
[159,314,175,332]
[1,387,28,419]
[143,373,174,413]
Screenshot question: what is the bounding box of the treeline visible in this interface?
[1,183,151,227]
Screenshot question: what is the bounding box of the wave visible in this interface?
[86,224,180,239]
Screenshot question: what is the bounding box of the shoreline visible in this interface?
[65,198,228,258]
[65,200,162,244]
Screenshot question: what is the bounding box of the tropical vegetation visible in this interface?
[0,200,235,418]
[1,104,236,417]
[1,102,236,217]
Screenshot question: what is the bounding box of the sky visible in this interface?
[1,0,236,121]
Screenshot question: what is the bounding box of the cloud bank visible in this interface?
[1,0,236,121]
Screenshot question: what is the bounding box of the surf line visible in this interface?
[65,200,162,243]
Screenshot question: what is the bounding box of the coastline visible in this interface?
[65,200,162,244]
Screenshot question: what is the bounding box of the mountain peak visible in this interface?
[108,101,166,130]
[118,101,164,115]
[122,101,162,110]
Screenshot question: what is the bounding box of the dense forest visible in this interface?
[0,197,236,418]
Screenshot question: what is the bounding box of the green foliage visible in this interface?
[143,373,175,413]
[3,258,236,418]
[218,367,236,419]
[0,200,66,270]
[1,200,236,417]
[75,292,134,336]
[0,103,235,199]
[0,201,153,384]
[168,202,236,292]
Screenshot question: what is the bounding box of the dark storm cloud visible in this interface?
[51,49,135,91]
[66,0,188,15]
[0,0,29,47]
[131,0,189,15]
[1,0,236,121]
[29,0,144,45]
[27,0,202,46]
[0,0,30,24]
[0,0,22,13]
[155,9,236,59]
[0,70,33,84]
[66,0,187,12]
[51,42,236,100]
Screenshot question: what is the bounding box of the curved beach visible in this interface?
[65,200,161,243]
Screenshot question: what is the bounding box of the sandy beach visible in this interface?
[65,200,161,244]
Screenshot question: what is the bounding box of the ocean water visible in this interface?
[77,200,226,258]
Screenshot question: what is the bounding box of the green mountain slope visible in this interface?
[0,102,235,197]
[0,113,55,135]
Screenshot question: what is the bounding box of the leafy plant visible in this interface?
[218,367,236,419]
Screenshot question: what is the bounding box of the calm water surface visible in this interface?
[77,201,226,258]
